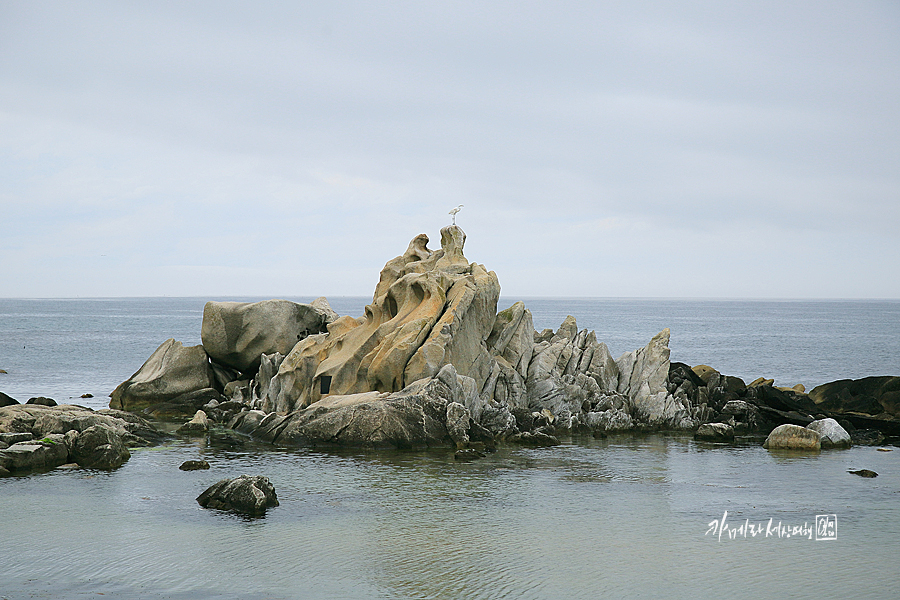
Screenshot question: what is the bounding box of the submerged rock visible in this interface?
[179,460,210,471]
[694,422,735,442]
[848,469,878,478]
[763,424,821,450]
[197,475,279,515]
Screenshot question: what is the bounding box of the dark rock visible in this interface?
[810,376,900,419]
[506,431,560,447]
[70,425,131,470]
[179,460,210,471]
[27,397,57,407]
[81,393,93,398]
[454,448,486,461]
[694,422,735,442]
[0,392,19,407]
[208,429,247,448]
[851,429,885,446]
[144,388,225,419]
[197,475,279,515]
[848,469,878,478]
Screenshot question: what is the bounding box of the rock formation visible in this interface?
[260,226,499,414]
[201,298,334,373]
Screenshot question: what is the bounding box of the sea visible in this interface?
[1,297,899,599]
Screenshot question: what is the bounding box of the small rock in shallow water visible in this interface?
[877,448,892,452]
[849,469,878,478]
[81,393,93,398]
[179,460,210,471]
[454,449,486,461]
[197,475,278,515]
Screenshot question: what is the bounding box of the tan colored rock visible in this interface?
[763,424,821,450]
[692,365,719,384]
[265,226,500,414]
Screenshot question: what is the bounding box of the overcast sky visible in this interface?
[1,1,898,299]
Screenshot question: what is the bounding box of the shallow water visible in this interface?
[2,434,898,599]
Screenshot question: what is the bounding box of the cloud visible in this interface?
[1,1,898,298]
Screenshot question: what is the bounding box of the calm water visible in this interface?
[1,298,900,599]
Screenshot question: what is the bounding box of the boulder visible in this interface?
[0,392,19,407]
[264,226,500,413]
[179,460,210,471]
[694,422,735,442]
[0,434,69,474]
[763,424,821,450]
[848,469,878,478]
[109,339,216,412]
[201,299,333,374]
[26,397,57,407]
[806,418,851,449]
[177,410,210,435]
[197,475,279,515]
[144,388,225,419]
[69,424,131,470]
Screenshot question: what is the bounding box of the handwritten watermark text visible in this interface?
[705,511,837,541]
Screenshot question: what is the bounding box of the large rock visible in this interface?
[110,339,216,412]
[69,424,131,469]
[809,376,900,420]
[201,299,334,374]
[197,475,279,516]
[763,424,821,450]
[806,418,851,449]
[263,226,500,414]
[0,391,19,407]
[232,364,479,449]
[0,434,69,474]
[0,403,161,446]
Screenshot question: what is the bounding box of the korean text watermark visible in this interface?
[705,511,837,541]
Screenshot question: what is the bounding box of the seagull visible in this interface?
[449,204,464,225]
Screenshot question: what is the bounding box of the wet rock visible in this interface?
[810,376,900,419]
[850,429,885,446]
[179,460,210,471]
[69,425,130,470]
[177,410,210,435]
[506,431,560,446]
[454,448,486,461]
[848,469,878,478]
[806,418,851,449]
[0,392,19,407]
[694,422,735,442]
[763,424,821,450]
[197,475,279,515]
[27,397,57,407]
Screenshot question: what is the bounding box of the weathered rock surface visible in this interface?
[110,339,216,413]
[201,299,334,374]
[197,475,279,515]
[0,434,69,473]
[806,418,851,449]
[262,226,500,414]
[177,410,210,435]
[69,424,131,469]
[694,422,735,442]
[763,424,821,450]
[809,376,900,421]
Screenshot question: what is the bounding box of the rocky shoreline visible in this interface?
[3,225,899,478]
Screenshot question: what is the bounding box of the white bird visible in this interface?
[449,204,464,225]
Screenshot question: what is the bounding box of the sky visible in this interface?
[1,1,898,299]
